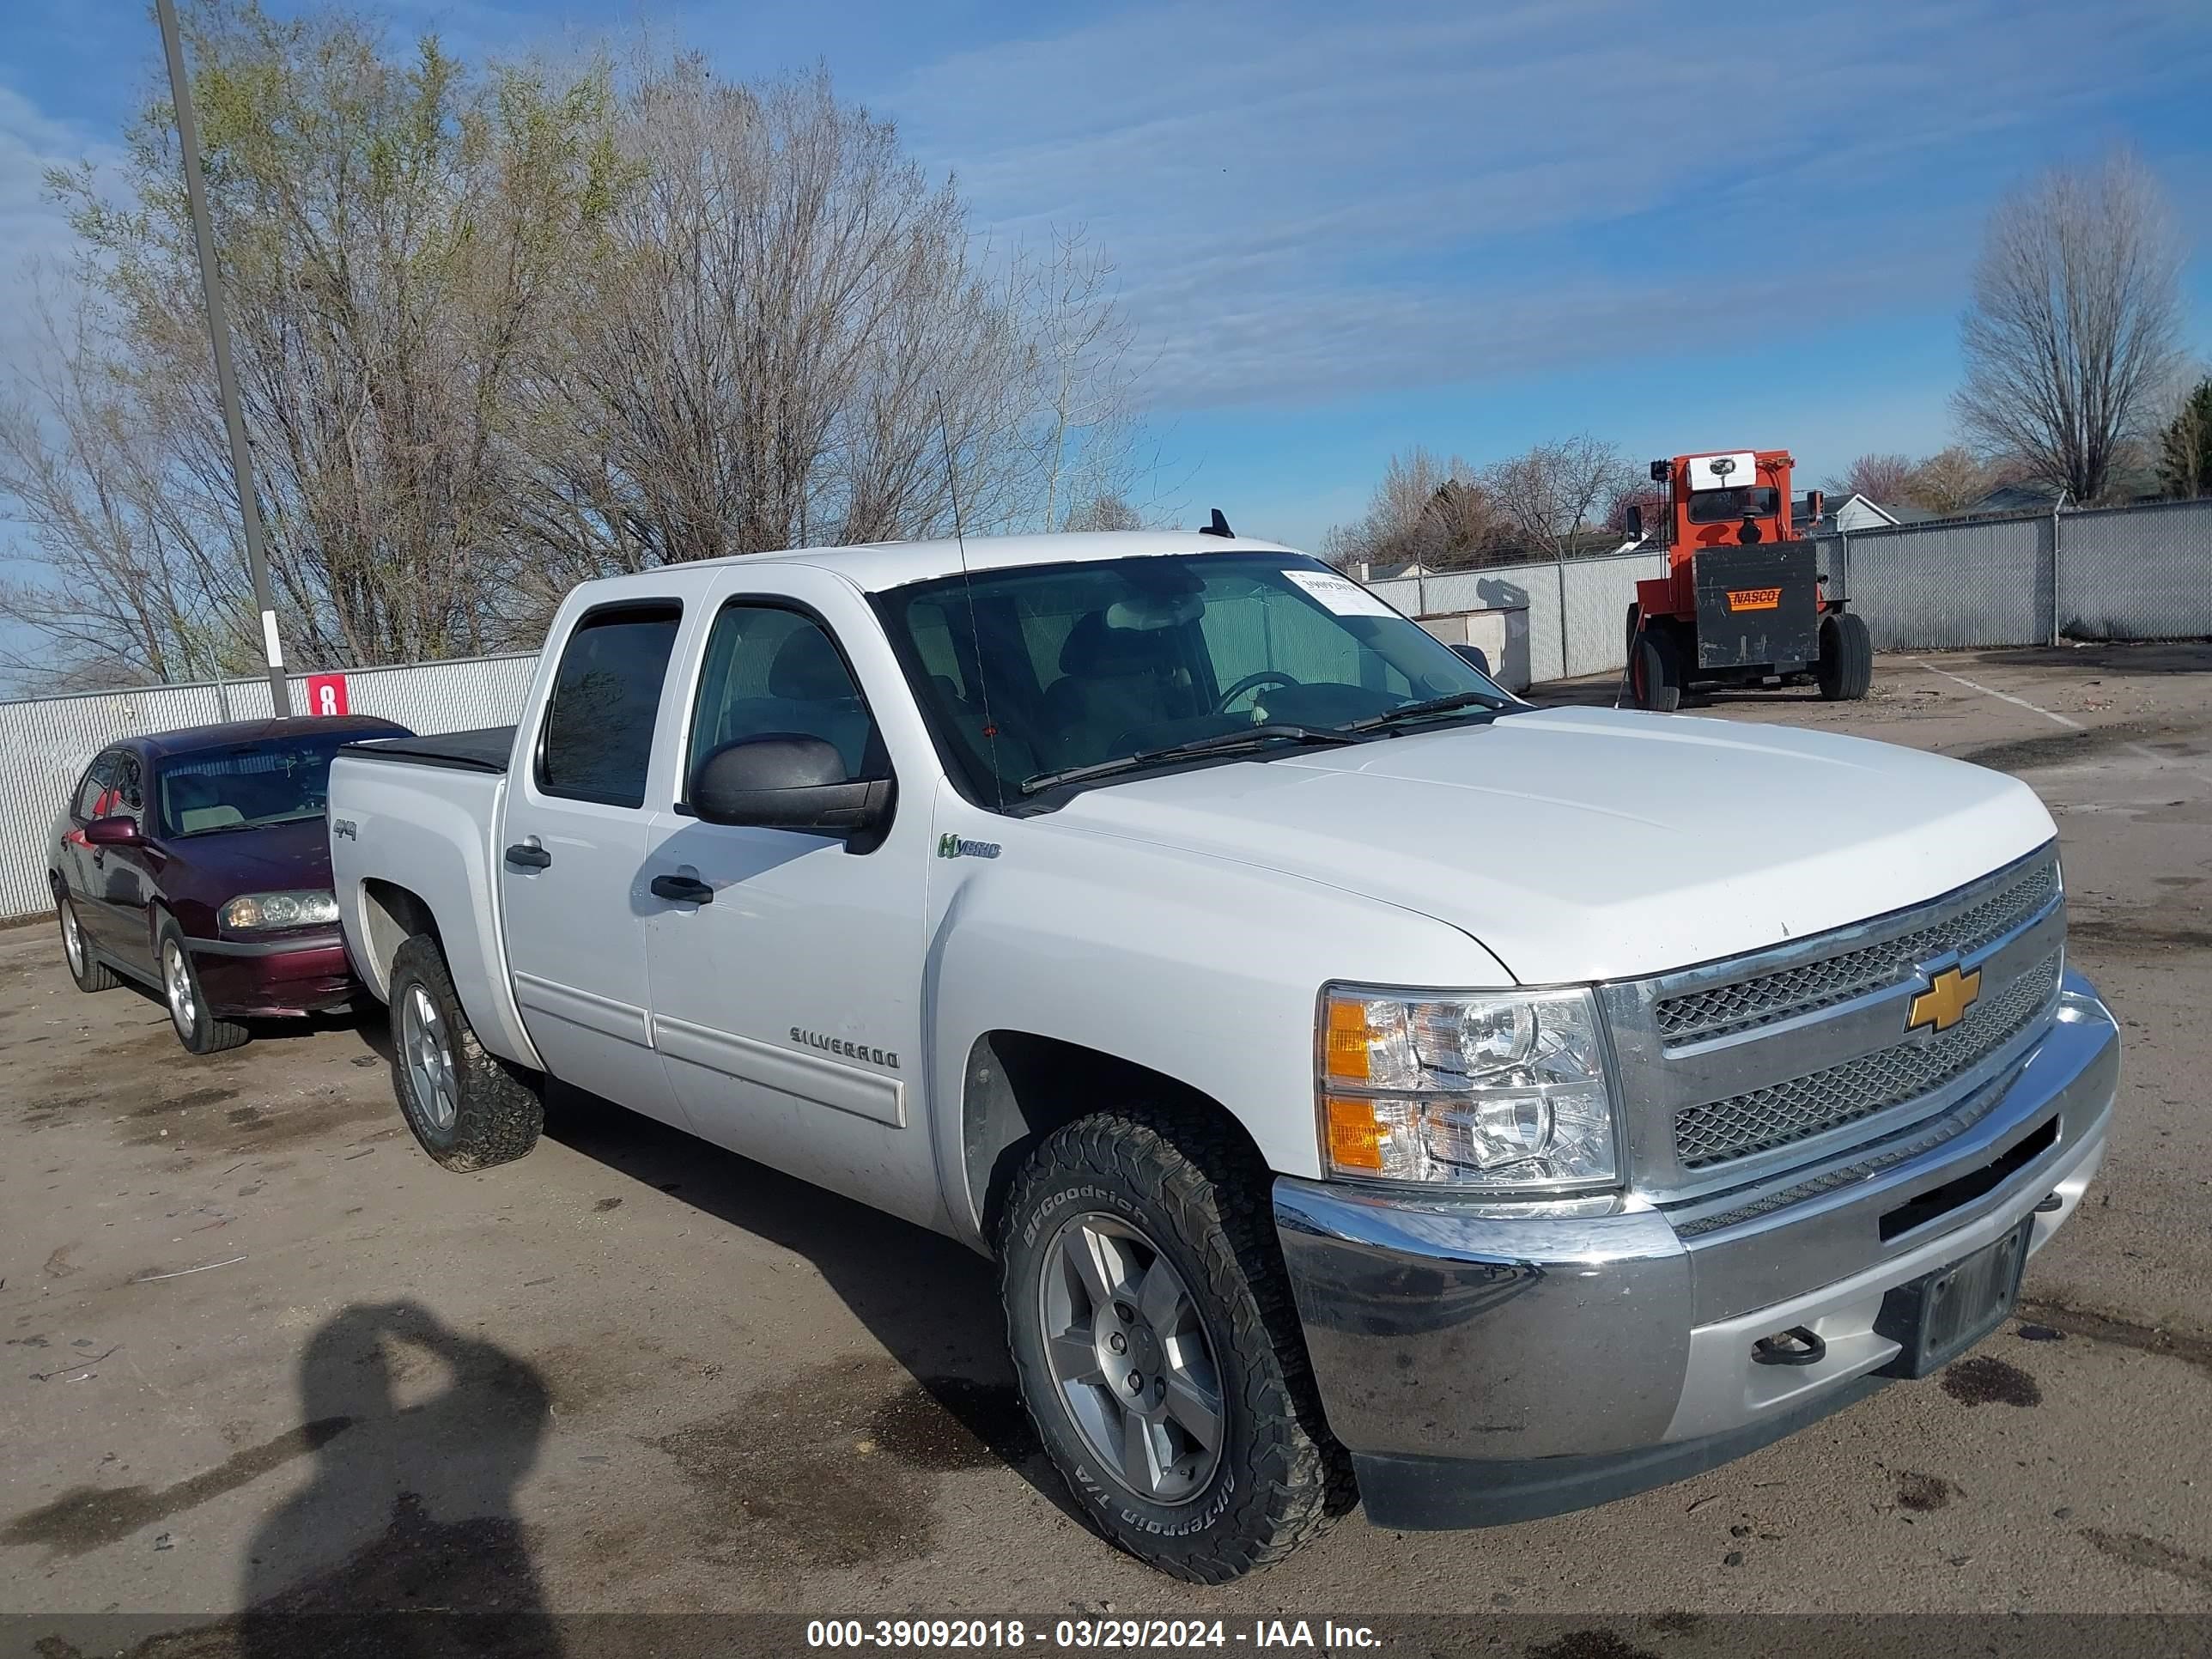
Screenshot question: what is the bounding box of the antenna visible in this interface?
[934,390,1001,806]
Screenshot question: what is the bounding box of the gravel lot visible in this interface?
[3,643,2209,1650]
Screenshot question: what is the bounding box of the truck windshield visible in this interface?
[1688,486,1782,524]
[155,735,358,837]
[875,551,1511,805]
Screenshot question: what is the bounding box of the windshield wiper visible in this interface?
[1338,690,1508,734]
[1021,724,1363,796]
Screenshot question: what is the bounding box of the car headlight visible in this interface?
[1318,984,1619,1190]
[220,890,339,932]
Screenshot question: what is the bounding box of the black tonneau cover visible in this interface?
[342,726,516,774]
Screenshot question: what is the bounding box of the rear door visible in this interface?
[497,598,688,1126]
[641,572,939,1224]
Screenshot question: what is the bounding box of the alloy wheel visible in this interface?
[1036,1212,1226,1505]
[401,984,459,1132]
[61,901,84,975]
[163,940,197,1036]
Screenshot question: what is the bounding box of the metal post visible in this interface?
[2048,496,2064,647]
[1554,557,1568,679]
[155,0,290,717]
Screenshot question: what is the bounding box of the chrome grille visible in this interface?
[1655,858,2059,1046]
[1672,951,2061,1170]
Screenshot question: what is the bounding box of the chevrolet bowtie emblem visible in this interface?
[1907,965,1982,1035]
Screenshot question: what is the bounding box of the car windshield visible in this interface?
[155,735,358,837]
[1688,486,1781,524]
[874,551,1513,805]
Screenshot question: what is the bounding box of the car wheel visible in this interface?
[386,933,544,1171]
[1817,611,1874,701]
[158,922,250,1054]
[1630,624,1682,713]
[58,890,119,993]
[999,1109,1352,1582]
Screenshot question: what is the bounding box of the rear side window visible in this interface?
[538,604,683,808]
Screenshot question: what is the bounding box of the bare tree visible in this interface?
[1064,494,1144,532]
[1321,447,1506,573]
[1953,151,2185,504]
[1826,453,1913,503]
[1022,230,1157,535]
[3,2,617,679]
[1481,434,1637,560]
[1899,446,1993,516]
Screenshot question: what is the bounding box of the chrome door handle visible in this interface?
[650,874,714,905]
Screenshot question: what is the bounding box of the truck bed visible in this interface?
[343,726,515,773]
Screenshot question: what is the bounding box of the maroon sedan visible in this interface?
[48,715,410,1054]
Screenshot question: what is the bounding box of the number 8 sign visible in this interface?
[305,672,349,717]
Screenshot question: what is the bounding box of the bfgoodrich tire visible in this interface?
[999,1109,1352,1582]
[1817,611,1874,701]
[386,933,544,1171]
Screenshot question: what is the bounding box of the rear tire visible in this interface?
[58,891,119,993]
[159,922,251,1054]
[999,1109,1351,1582]
[1817,611,1874,701]
[1630,624,1682,713]
[386,933,544,1171]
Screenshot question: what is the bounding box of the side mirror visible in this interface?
[1804,489,1825,527]
[690,734,894,848]
[84,814,144,847]
[1623,504,1644,540]
[1450,643,1492,677]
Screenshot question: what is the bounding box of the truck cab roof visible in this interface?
[603,530,1302,599]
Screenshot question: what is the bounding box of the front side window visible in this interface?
[876,552,1509,806]
[73,753,119,822]
[686,605,884,793]
[1688,486,1781,524]
[155,734,360,838]
[538,604,683,808]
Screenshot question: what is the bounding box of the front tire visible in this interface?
[1630,623,1683,713]
[999,1110,1350,1582]
[386,934,543,1171]
[159,922,250,1054]
[1817,611,1874,701]
[58,891,119,993]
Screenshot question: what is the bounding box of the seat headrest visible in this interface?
[1059,612,1161,678]
[768,628,854,700]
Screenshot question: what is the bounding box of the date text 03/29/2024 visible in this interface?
[805,1620,1381,1650]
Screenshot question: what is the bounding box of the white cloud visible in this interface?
[0,83,125,369]
[885,0,2212,410]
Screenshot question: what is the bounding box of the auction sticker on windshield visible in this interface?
[1283,568,1397,617]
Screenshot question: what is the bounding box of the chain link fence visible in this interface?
[3,497,2208,924]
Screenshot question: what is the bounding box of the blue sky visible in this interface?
[4,0,2211,574]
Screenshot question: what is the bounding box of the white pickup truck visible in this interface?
[327,531,2118,1581]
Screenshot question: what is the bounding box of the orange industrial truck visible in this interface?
[1621,448,1871,711]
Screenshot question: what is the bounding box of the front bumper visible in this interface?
[1273,971,2118,1530]
[188,930,356,1017]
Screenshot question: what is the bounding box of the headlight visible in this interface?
[220,890,339,932]
[1318,984,1619,1190]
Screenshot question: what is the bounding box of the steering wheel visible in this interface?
[1213,670,1302,715]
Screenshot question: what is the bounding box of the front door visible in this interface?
[498,599,687,1127]
[642,579,938,1225]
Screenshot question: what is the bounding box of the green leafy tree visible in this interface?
[2160,377,2212,500]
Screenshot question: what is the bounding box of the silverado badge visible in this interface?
[1906,964,1981,1035]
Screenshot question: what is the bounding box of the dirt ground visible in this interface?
[3,643,2210,1648]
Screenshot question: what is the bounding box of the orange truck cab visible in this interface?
[1624,448,1871,710]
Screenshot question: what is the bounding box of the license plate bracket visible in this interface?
[1873,1217,2034,1379]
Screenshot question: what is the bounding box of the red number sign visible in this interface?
[304,672,349,717]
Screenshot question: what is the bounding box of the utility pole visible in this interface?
[155,0,291,716]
